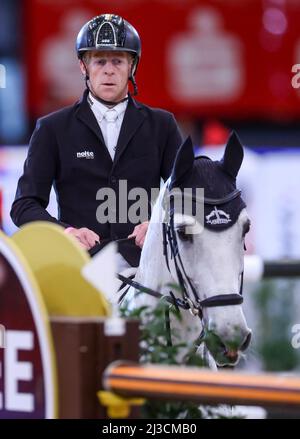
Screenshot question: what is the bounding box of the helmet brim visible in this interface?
[78,47,140,57]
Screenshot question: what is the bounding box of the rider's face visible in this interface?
[80,51,132,102]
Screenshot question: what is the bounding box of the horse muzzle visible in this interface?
[204,327,252,366]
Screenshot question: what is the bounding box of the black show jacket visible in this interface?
[11,90,183,266]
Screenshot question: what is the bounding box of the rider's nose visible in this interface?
[104,62,114,74]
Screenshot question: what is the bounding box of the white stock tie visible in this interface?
[104,109,118,159]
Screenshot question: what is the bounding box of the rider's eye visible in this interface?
[177,228,193,243]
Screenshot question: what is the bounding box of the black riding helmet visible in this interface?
[76,14,141,96]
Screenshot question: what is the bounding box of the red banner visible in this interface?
[24,0,300,119]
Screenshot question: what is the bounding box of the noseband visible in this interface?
[162,187,244,320]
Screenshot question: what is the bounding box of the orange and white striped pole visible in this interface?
[103,361,300,409]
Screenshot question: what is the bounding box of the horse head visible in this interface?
[163,132,252,366]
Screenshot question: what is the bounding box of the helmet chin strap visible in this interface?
[129,74,138,96]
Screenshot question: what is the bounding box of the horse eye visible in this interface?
[177,228,193,243]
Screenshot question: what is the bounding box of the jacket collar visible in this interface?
[75,89,146,166]
[75,89,106,146]
[87,92,128,123]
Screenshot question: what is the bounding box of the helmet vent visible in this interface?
[96,22,117,47]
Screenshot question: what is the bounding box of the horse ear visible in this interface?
[220,131,244,178]
[169,136,194,189]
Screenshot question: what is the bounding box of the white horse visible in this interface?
[119,132,252,369]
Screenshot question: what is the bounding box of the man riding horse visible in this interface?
[10,13,183,272]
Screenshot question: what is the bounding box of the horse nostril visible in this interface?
[240,331,252,351]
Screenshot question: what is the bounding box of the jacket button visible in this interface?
[110,176,117,184]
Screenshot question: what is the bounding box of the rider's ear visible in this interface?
[169,136,194,190]
[220,131,244,178]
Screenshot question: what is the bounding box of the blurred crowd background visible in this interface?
[1,0,300,372]
[2,0,300,146]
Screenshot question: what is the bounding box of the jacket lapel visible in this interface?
[75,91,145,166]
[75,90,112,163]
[112,96,146,168]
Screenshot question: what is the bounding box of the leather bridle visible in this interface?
[117,187,244,318]
[161,187,244,320]
[114,186,245,348]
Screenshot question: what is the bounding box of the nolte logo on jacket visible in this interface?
[76,151,94,159]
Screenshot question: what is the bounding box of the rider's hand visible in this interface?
[64,227,100,250]
[128,221,149,248]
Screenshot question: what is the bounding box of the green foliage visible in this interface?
[121,298,202,366]
[254,279,299,371]
[120,297,236,419]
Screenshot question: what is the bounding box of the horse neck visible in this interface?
[136,183,173,290]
